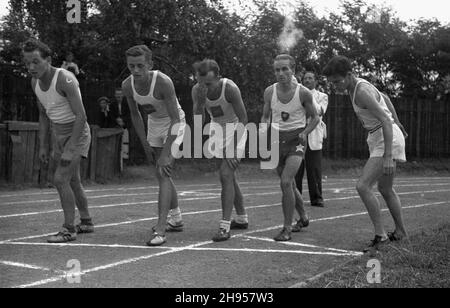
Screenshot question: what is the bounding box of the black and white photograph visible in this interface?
[0,0,449,291]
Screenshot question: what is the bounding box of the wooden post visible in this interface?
[0,124,7,181]
[415,100,421,158]
[10,134,25,184]
[89,125,99,181]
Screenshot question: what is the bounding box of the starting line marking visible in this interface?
[5,200,448,288]
[0,260,65,274]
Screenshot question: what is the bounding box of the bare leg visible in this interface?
[293,181,307,221]
[53,155,82,230]
[70,160,91,220]
[233,175,245,216]
[378,171,408,238]
[356,158,386,237]
[220,160,235,221]
[279,155,303,228]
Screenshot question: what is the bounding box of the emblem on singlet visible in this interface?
[140,104,156,115]
[281,112,290,122]
[210,106,225,118]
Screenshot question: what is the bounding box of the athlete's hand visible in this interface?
[60,150,73,167]
[298,132,307,146]
[39,149,49,165]
[144,146,156,165]
[383,156,395,176]
[399,124,408,139]
[226,158,240,171]
[157,154,175,177]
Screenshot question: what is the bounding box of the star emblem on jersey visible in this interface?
[281,112,290,122]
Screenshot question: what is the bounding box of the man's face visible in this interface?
[127,55,152,80]
[303,72,316,90]
[274,59,294,85]
[99,101,108,110]
[115,90,123,102]
[197,71,218,89]
[327,73,350,92]
[23,50,50,79]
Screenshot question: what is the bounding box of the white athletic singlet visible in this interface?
[130,71,185,120]
[34,68,77,124]
[205,78,239,126]
[351,78,394,132]
[271,83,306,131]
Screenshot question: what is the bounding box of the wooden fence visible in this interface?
[323,96,450,159]
[0,121,122,185]
[1,72,449,163]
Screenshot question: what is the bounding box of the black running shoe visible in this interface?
[212,228,231,242]
[292,218,310,233]
[230,220,249,230]
[363,235,388,253]
[274,227,292,242]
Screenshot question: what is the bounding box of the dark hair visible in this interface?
[274,54,296,70]
[193,59,220,77]
[22,39,52,58]
[97,96,110,104]
[67,66,76,75]
[322,56,353,77]
[126,45,152,63]
[303,71,317,81]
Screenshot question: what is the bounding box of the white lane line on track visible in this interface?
[241,235,362,255]
[235,201,449,235]
[12,241,211,288]
[2,187,450,220]
[3,181,450,207]
[1,189,449,243]
[0,242,361,257]
[1,177,448,199]
[8,199,448,288]
[0,260,65,274]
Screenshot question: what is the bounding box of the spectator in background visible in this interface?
[112,87,130,128]
[95,96,118,128]
[111,88,130,168]
[61,52,80,76]
[295,71,329,208]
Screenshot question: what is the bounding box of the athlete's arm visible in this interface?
[33,79,50,164]
[357,84,395,175]
[319,93,329,116]
[381,93,408,138]
[122,80,155,164]
[299,87,320,144]
[57,71,88,166]
[157,74,182,175]
[225,81,248,168]
[225,81,248,125]
[192,84,206,126]
[262,86,273,124]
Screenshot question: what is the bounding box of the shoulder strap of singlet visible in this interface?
[295,84,301,106]
[220,78,228,100]
[150,71,158,98]
[352,79,367,105]
[52,68,62,90]
[353,79,383,106]
[271,84,277,105]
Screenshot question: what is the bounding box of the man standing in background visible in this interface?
[295,71,328,209]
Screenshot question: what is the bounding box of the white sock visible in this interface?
[220,220,231,232]
[169,207,182,223]
[235,214,248,224]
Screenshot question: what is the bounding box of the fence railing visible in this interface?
[0,121,122,185]
[322,96,450,159]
